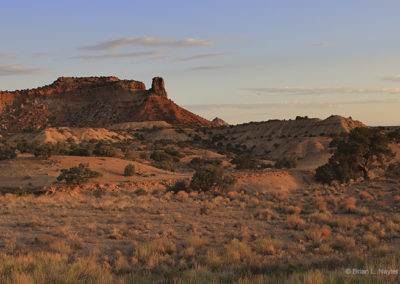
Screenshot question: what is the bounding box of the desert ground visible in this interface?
[0,120,400,283]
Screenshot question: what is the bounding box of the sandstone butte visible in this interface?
[0,76,213,130]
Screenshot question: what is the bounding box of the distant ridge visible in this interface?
[212,117,229,126]
[0,76,212,130]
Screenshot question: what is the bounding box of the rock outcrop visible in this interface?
[148,77,168,98]
[0,76,212,130]
[212,117,229,126]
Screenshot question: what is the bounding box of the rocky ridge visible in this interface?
[0,76,212,130]
[212,117,229,126]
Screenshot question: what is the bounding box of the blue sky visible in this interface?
[1,0,400,125]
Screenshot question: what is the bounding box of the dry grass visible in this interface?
[332,235,356,251]
[286,215,306,230]
[0,177,399,282]
[341,197,357,213]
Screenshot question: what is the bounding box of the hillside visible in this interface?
[3,115,367,169]
[208,115,366,165]
[0,76,212,130]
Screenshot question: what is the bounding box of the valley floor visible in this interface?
[0,176,400,283]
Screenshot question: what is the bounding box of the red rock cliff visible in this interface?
[0,76,212,130]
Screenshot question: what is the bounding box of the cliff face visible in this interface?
[0,76,212,130]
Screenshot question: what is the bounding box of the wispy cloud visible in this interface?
[148,55,170,61]
[174,52,236,62]
[243,87,400,95]
[313,42,336,47]
[32,52,52,58]
[0,52,11,58]
[78,37,215,51]
[382,74,400,82]
[0,65,45,76]
[185,98,400,111]
[192,65,227,71]
[70,50,167,60]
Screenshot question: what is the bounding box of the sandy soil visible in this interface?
[0,154,189,190]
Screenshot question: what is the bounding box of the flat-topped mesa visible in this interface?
[148,77,168,98]
[0,76,212,130]
[52,76,146,91]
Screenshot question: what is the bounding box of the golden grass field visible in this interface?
[0,122,399,283]
[1,172,400,283]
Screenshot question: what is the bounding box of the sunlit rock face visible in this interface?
[0,76,212,130]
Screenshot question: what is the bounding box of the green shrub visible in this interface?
[164,147,184,158]
[68,143,94,156]
[57,163,102,185]
[275,155,298,169]
[34,143,57,160]
[124,149,136,161]
[316,127,393,184]
[190,165,236,194]
[16,140,41,153]
[153,160,176,171]
[0,145,17,160]
[231,153,260,169]
[190,157,222,169]
[124,164,135,176]
[93,141,118,157]
[388,129,400,143]
[150,150,177,171]
[386,162,400,178]
[315,163,336,184]
[169,180,189,193]
[150,150,173,162]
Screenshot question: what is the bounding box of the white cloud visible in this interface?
[70,50,167,60]
[174,52,236,62]
[185,98,400,111]
[313,42,336,47]
[78,37,215,51]
[32,52,52,57]
[382,74,400,82]
[0,65,45,76]
[192,65,226,71]
[148,55,170,61]
[0,52,11,58]
[243,87,400,95]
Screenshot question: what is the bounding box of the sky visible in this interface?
[1,0,400,126]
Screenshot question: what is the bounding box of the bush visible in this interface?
[315,163,336,184]
[386,162,400,178]
[164,147,184,158]
[0,144,17,160]
[93,141,118,157]
[388,129,400,143]
[150,150,177,171]
[124,164,135,176]
[316,127,393,184]
[34,143,57,160]
[231,153,260,169]
[286,215,306,230]
[150,150,174,162]
[153,160,176,171]
[189,157,222,169]
[275,156,298,169]
[68,143,94,156]
[332,235,355,251]
[190,165,236,194]
[57,163,102,185]
[124,149,136,161]
[169,180,188,193]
